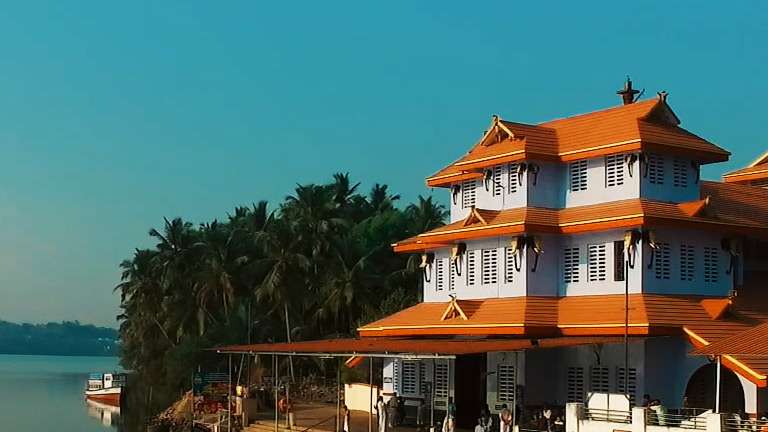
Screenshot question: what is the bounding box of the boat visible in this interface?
[85,372,126,406]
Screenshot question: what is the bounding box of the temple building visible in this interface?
[217,81,768,428]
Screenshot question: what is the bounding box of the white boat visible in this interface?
[85,372,126,406]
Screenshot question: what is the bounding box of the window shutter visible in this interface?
[648,154,665,185]
[419,362,429,396]
[673,159,688,188]
[402,361,418,395]
[563,247,580,283]
[505,247,515,283]
[462,180,477,208]
[449,260,456,291]
[434,361,449,400]
[704,247,719,283]
[605,154,625,187]
[680,244,695,281]
[435,259,446,291]
[492,165,503,196]
[613,240,625,282]
[507,163,519,194]
[588,244,607,282]
[482,248,499,285]
[569,160,588,191]
[654,242,671,280]
[497,364,516,402]
[615,367,637,405]
[567,367,585,403]
[589,366,610,393]
[393,360,401,393]
[467,250,477,286]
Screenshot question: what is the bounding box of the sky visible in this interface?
[0,1,766,327]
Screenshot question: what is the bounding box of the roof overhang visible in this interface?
[213,336,626,358]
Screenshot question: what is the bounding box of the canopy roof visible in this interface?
[428,96,729,187]
[690,321,768,357]
[214,336,625,358]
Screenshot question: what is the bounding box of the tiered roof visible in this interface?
[393,181,768,252]
[723,151,768,185]
[358,293,768,386]
[428,96,730,187]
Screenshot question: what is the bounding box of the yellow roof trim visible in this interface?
[683,327,767,381]
[750,151,768,167]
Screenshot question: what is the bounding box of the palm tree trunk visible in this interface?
[284,303,295,381]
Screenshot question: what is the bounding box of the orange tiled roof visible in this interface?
[427,97,730,187]
[357,294,768,386]
[357,294,744,338]
[393,188,768,252]
[723,162,768,183]
[691,321,768,357]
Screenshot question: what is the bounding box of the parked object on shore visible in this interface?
[85,372,126,406]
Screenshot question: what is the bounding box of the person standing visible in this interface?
[443,397,456,432]
[377,396,387,432]
[342,405,351,432]
[499,404,512,432]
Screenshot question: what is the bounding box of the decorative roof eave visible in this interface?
[723,167,768,182]
[751,151,768,168]
[684,327,768,388]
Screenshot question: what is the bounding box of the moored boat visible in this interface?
[85,372,126,406]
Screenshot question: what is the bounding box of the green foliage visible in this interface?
[0,320,118,356]
[115,173,446,413]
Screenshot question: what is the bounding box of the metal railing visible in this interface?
[583,407,632,424]
[646,409,707,430]
[722,416,768,432]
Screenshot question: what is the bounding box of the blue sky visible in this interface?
[0,1,766,327]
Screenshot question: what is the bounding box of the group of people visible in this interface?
[376,394,410,432]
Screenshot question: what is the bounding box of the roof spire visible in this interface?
[617,76,640,105]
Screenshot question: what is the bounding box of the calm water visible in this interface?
[0,354,123,431]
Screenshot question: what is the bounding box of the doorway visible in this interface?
[454,354,487,429]
[684,363,745,413]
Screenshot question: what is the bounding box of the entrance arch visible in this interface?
[684,363,745,413]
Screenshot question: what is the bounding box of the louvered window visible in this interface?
[615,367,637,405]
[569,160,588,191]
[497,364,516,402]
[654,242,671,280]
[449,260,456,291]
[434,361,449,400]
[567,367,585,403]
[482,248,499,285]
[402,361,418,395]
[435,259,446,291]
[393,360,400,393]
[614,240,626,282]
[605,154,625,187]
[462,180,477,208]
[588,244,607,282]
[680,244,695,282]
[590,366,610,393]
[419,362,429,395]
[563,247,580,284]
[704,247,719,283]
[505,247,515,283]
[492,165,503,196]
[466,250,477,286]
[508,163,519,193]
[648,154,665,185]
[673,159,688,188]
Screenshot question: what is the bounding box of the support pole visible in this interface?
[431,359,436,429]
[336,359,342,432]
[624,258,630,404]
[369,358,374,432]
[274,355,279,432]
[715,356,722,414]
[512,352,517,432]
[229,354,233,432]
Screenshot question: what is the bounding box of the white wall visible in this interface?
[558,230,644,296]
[642,228,733,296]
[564,154,640,208]
[641,155,700,203]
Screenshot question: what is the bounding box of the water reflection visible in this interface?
[86,399,122,428]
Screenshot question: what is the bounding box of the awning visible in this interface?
[690,322,768,357]
[214,336,626,359]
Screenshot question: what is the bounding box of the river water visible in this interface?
[0,354,124,431]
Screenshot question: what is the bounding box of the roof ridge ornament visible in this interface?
[617,76,641,105]
[440,294,469,321]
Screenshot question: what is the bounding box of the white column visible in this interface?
[715,356,721,414]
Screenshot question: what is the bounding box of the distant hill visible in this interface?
[0,320,119,356]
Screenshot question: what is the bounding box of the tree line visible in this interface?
[116,173,446,410]
[0,320,118,356]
